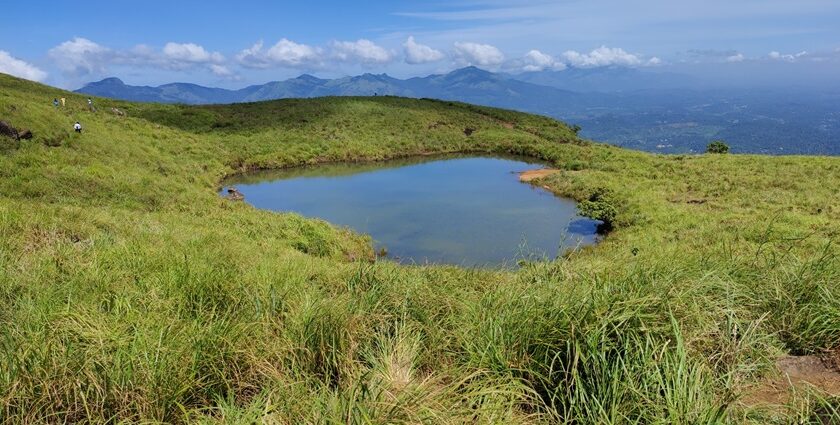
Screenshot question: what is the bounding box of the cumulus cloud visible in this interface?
[331,39,393,65]
[725,53,745,63]
[0,51,48,81]
[511,46,659,71]
[162,42,224,67]
[520,49,566,71]
[48,37,112,75]
[403,36,445,64]
[561,46,642,67]
[48,37,233,79]
[453,42,505,67]
[210,64,234,77]
[768,50,808,62]
[236,39,323,69]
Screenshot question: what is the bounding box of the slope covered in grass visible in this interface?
[1,73,839,423]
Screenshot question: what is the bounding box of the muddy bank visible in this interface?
[518,168,560,182]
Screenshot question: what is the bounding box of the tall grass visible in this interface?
[1,73,839,423]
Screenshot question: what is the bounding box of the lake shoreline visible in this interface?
[518,168,560,182]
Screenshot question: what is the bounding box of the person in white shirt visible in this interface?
[73,122,82,133]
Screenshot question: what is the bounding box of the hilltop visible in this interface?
[2,72,840,423]
[77,67,840,156]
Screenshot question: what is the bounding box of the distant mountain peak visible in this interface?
[358,72,393,80]
[89,77,125,86]
[448,66,497,78]
[452,66,491,74]
[294,74,326,83]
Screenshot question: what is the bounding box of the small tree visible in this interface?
[707,140,730,154]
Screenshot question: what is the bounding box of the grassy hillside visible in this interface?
[1,72,839,423]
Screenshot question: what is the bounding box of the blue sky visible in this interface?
[1,0,839,88]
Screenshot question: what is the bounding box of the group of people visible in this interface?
[53,97,95,134]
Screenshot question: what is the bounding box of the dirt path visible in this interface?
[742,351,840,408]
[518,168,560,182]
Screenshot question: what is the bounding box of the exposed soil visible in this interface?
[742,351,840,407]
[518,168,560,182]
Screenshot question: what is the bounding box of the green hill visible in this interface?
[1,72,839,423]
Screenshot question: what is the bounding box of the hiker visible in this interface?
[60,98,66,107]
[73,122,82,133]
[53,98,59,108]
[87,98,96,112]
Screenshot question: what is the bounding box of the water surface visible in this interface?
[223,156,599,266]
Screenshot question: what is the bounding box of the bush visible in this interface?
[578,187,619,233]
[706,140,729,154]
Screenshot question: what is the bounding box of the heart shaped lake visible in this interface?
[221,155,600,267]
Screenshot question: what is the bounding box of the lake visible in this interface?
[222,155,600,267]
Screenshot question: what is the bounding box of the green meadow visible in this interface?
[1,73,839,423]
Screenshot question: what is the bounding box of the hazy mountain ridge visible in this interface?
[76,68,840,155]
[512,67,700,92]
[77,67,584,106]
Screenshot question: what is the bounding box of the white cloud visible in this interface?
[236,39,323,69]
[331,39,393,65]
[210,64,234,76]
[521,49,566,71]
[0,51,47,81]
[768,50,808,62]
[162,42,224,66]
[647,56,663,66]
[48,37,111,75]
[48,38,237,81]
[453,42,505,67]
[403,36,445,64]
[561,46,642,67]
[725,53,745,62]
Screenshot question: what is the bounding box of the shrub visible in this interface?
[578,187,619,233]
[706,140,730,154]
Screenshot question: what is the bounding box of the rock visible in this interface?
[224,187,245,201]
[18,129,32,140]
[111,107,126,116]
[0,120,19,140]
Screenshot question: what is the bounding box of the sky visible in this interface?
[1,0,839,89]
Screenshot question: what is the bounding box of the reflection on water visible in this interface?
[222,155,600,267]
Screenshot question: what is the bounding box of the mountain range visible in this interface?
[77,67,840,155]
[78,67,604,114]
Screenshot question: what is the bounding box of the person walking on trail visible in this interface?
[53,98,59,108]
[73,122,82,133]
[87,98,96,112]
